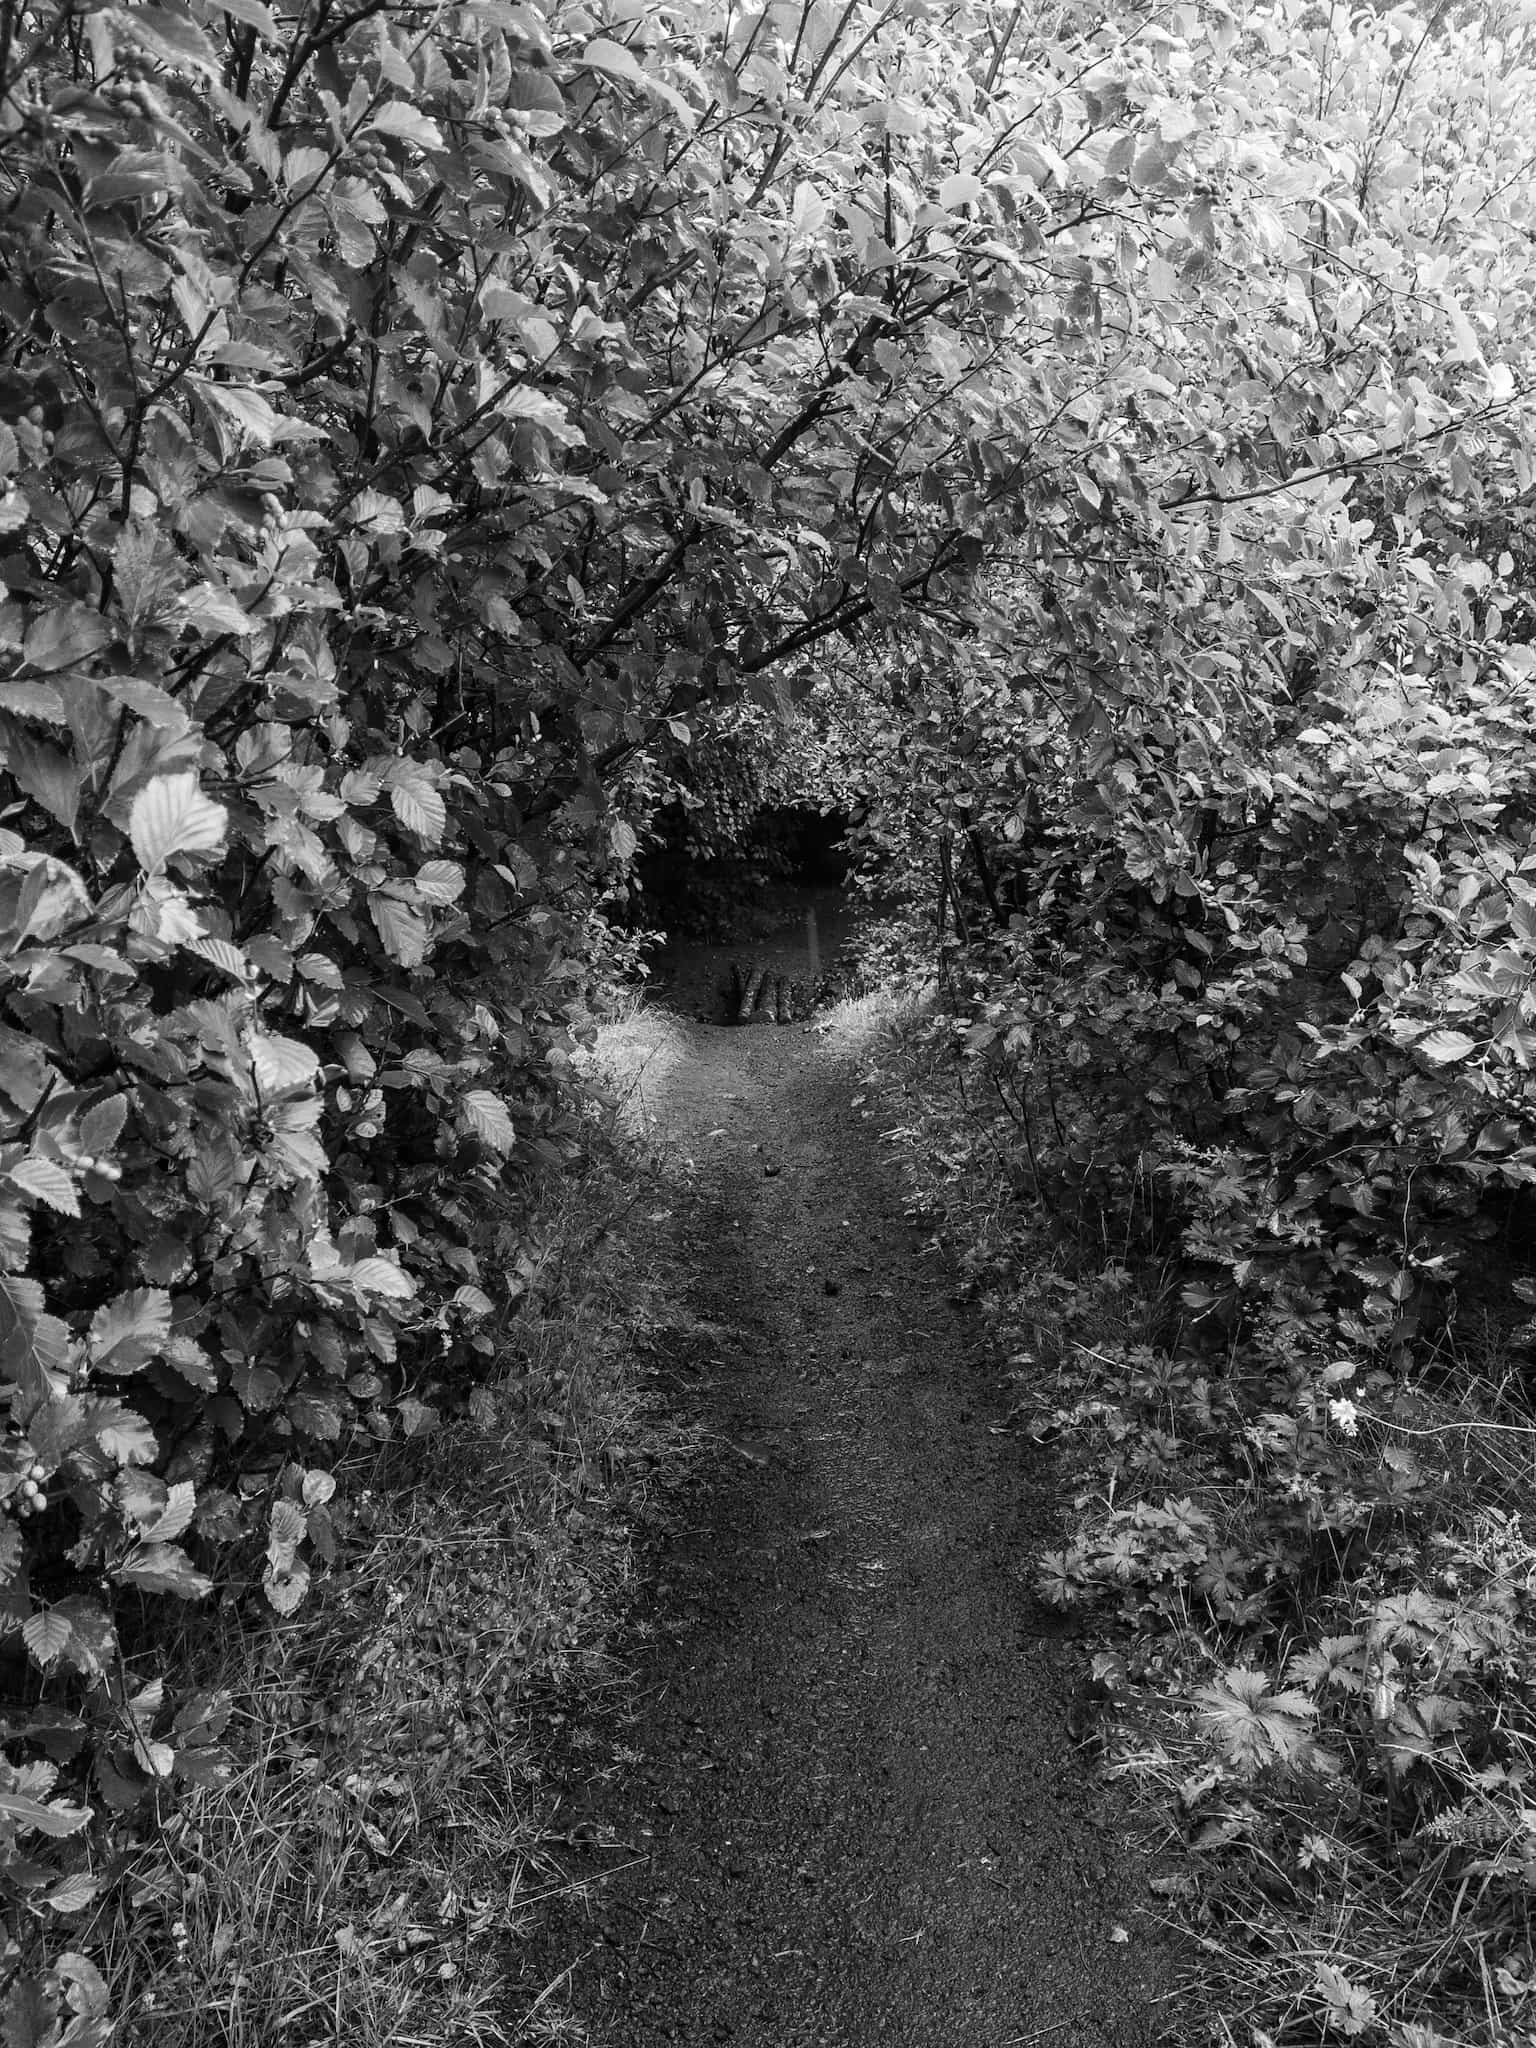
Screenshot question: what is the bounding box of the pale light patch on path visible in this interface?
[543,997,1174,2048]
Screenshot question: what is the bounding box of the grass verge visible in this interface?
[68,1007,700,2048]
[860,990,1536,2048]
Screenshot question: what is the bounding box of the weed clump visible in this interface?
[862,988,1536,2048]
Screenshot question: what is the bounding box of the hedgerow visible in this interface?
[13,0,1536,2037]
[1,0,1179,2024]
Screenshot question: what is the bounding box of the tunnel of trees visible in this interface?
[4,0,1536,2036]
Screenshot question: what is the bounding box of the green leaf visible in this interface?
[113,1542,212,1600]
[370,896,431,966]
[0,1789,90,1837]
[89,1289,172,1373]
[0,683,65,721]
[580,36,647,86]
[128,773,228,874]
[140,1480,195,1543]
[22,1610,73,1670]
[346,1256,415,1301]
[21,603,109,673]
[461,1089,515,1155]
[263,1559,310,1615]
[412,859,464,904]
[55,1953,109,2019]
[7,1158,79,1217]
[2,1971,55,2048]
[249,1031,319,1094]
[367,103,444,149]
[230,1360,285,1411]
[389,778,447,844]
[4,734,81,833]
[91,1401,159,1467]
[79,1096,128,1157]
[1417,1029,1478,1064]
[0,1275,67,1400]
[43,1874,102,1914]
[214,0,278,32]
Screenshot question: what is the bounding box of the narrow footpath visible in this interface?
[538,1002,1172,2047]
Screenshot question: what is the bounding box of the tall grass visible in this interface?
[92,1025,699,2048]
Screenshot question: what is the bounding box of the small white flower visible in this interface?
[1329,1397,1359,1436]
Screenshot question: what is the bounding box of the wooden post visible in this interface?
[737,965,767,1023]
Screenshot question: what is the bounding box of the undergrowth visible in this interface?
[30,1011,697,2048]
[863,985,1536,2048]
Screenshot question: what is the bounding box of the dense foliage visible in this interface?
[7,0,1536,2033]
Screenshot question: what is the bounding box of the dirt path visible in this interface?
[539,1004,1172,2046]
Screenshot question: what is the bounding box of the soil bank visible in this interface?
[536,999,1174,2047]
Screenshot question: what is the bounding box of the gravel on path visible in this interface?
[539,1000,1174,2047]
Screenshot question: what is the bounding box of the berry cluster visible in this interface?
[13,1461,47,1519]
[483,108,531,141]
[20,403,54,456]
[352,135,393,178]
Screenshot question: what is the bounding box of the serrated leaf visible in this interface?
[397,1396,438,1438]
[4,735,81,833]
[0,1790,90,1837]
[113,1542,212,1600]
[216,0,278,30]
[22,1611,73,1670]
[370,896,431,966]
[231,1361,284,1411]
[0,1275,66,1400]
[263,1559,310,1615]
[173,581,254,635]
[55,1953,108,2017]
[7,855,88,953]
[44,1874,102,1914]
[346,1256,415,1301]
[1417,1029,1478,1064]
[580,35,646,84]
[268,1498,305,1554]
[164,1336,217,1390]
[938,172,984,209]
[21,603,110,674]
[461,1089,515,1155]
[7,1158,78,1217]
[413,859,464,904]
[96,673,190,732]
[89,1289,172,1372]
[128,773,228,874]
[79,1096,128,1157]
[91,1401,159,1466]
[2,1970,53,2048]
[51,1596,115,1678]
[141,1480,195,1544]
[0,683,65,721]
[185,935,251,980]
[389,780,447,843]
[368,102,444,147]
[249,1031,319,1094]
[195,380,282,448]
